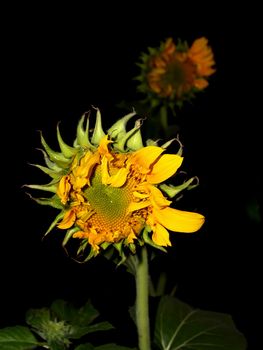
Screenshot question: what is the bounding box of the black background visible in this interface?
[1,4,261,349]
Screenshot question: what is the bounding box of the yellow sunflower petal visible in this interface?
[129,146,164,173]
[101,156,111,185]
[194,78,209,90]
[147,154,183,184]
[57,209,76,229]
[152,223,172,247]
[190,37,208,53]
[126,230,137,244]
[163,37,176,55]
[70,192,85,206]
[101,157,129,187]
[73,231,89,239]
[76,151,93,176]
[133,191,150,199]
[147,184,171,208]
[127,200,151,213]
[108,167,129,187]
[57,175,71,204]
[98,135,114,160]
[153,207,205,233]
[73,152,100,187]
[71,174,88,191]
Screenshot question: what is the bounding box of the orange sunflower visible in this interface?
[137,37,215,106]
[27,108,204,260]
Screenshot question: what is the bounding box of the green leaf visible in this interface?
[0,326,39,350]
[50,300,114,339]
[154,296,247,350]
[48,340,70,350]
[70,321,114,339]
[75,343,137,350]
[51,299,99,326]
[75,344,95,350]
[26,307,51,330]
[95,344,137,350]
[74,301,100,325]
[51,299,79,323]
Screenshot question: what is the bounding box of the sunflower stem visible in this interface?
[135,246,151,350]
[160,105,168,135]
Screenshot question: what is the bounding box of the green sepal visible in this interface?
[100,242,111,250]
[126,120,144,151]
[37,149,63,172]
[24,183,58,194]
[29,163,63,179]
[91,107,105,145]
[57,123,78,158]
[176,38,189,51]
[83,247,98,262]
[160,176,199,198]
[75,112,95,149]
[146,139,158,146]
[26,193,63,209]
[62,227,80,247]
[160,138,177,149]
[107,110,136,140]
[114,119,144,152]
[176,139,183,156]
[128,243,136,254]
[40,132,72,167]
[148,46,157,55]
[113,241,123,255]
[113,241,127,266]
[44,211,65,236]
[77,239,89,255]
[76,240,100,262]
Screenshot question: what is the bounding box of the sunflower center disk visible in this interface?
[165,60,187,87]
[84,172,131,231]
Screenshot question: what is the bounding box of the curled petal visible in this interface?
[101,156,129,187]
[98,135,114,159]
[148,184,172,208]
[57,209,76,229]
[72,152,100,187]
[108,167,129,187]
[57,175,71,204]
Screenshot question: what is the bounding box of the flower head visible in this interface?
[26,108,204,261]
[136,37,215,108]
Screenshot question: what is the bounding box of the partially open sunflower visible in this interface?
[27,108,204,261]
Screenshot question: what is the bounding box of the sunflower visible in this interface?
[26,108,204,261]
[136,37,215,108]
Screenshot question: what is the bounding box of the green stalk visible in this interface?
[135,246,151,350]
[160,105,168,134]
